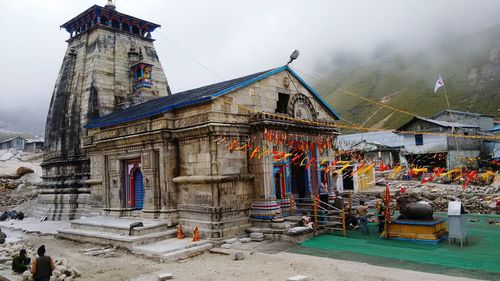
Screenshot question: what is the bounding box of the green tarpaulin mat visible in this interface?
[291,213,500,280]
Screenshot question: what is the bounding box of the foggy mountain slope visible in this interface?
[0,108,45,139]
[317,24,500,129]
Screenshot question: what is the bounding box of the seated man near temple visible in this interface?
[12,249,30,273]
[301,212,314,230]
[333,191,343,210]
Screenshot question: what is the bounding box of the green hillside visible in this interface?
[317,25,500,130]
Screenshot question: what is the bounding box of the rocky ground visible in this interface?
[0,149,41,212]
[0,233,479,281]
[0,182,38,211]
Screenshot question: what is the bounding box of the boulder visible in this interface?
[52,270,62,278]
[72,267,81,277]
[234,252,245,261]
[16,183,26,191]
[250,232,264,242]
[16,167,34,177]
[223,238,238,244]
[238,237,252,243]
[22,271,34,281]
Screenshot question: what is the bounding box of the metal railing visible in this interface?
[292,196,346,237]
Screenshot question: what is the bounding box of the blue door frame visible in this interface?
[133,169,144,210]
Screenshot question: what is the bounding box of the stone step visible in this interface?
[246,226,286,235]
[325,221,343,227]
[324,227,344,232]
[132,238,211,258]
[57,228,176,250]
[159,243,213,262]
[70,216,169,236]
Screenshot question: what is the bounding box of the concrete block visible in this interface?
[250,232,264,241]
[158,272,173,280]
[264,233,274,240]
[238,237,252,243]
[224,237,238,244]
[287,275,308,281]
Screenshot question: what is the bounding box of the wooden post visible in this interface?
[348,191,352,214]
[289,193,294,215]
[313,191,318,231]
[341,205,346,237]
[384,217,388,239]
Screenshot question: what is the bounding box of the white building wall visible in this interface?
[401,134,447,154]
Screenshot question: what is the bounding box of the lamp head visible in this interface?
[287,50,300,65]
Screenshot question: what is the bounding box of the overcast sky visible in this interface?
[1,0,500,117]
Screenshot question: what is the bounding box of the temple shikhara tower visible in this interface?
[40,1,171,219]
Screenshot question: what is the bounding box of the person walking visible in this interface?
[31,245,54,281]
[356,200,370,235]
[375,194,386,234]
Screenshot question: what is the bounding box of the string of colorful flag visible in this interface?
[220,99,500,141]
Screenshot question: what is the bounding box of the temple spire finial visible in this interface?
[105,0,116,10]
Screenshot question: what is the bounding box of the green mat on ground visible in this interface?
[293,213,500,278]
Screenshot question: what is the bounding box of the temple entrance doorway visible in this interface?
[122,159,144,210]
[342,166,354,191]
[273,164,285,199]
[291,155,308,200]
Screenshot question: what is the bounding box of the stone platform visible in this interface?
[386,217,448,244]
[132,238,213,262]
[57,216,176,249]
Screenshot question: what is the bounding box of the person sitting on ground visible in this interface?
[31,245,55,281]
[356,200,370,235]
[12,249,30,273]
[345,213,359,230]
[0,228,6,244]
[301,212,314,230]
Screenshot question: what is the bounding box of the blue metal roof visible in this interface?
[85,65,340,129]
[491,124,500,132]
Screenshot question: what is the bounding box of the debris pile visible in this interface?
[350,181,500,214]
[0,179,38,207]
[0,149,42,182]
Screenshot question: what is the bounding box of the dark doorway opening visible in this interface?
[342,167,354,190]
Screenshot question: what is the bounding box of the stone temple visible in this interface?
[40,1,343,239]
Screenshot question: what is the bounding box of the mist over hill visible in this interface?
[0,107,45,140]
[316,24,500,130]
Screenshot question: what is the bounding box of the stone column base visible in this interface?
[177,204,251,239]
[250,198,281,220]
[34,193,91,221]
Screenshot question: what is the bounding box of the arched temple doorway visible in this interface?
[122,160,144,210]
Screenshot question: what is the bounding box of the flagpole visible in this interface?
[441,77,461,171]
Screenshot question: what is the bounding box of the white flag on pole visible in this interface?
[434,75,444,93]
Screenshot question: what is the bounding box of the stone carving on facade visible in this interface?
[288,92,318,121]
